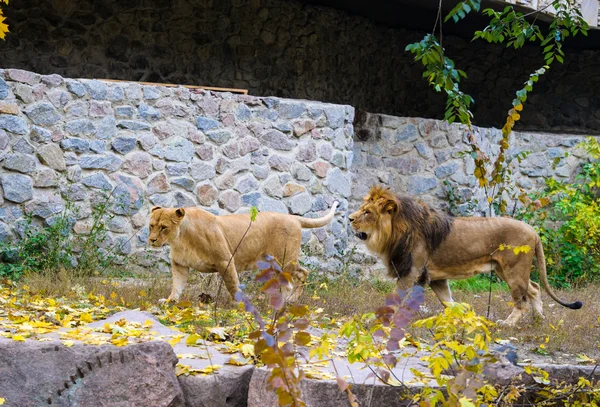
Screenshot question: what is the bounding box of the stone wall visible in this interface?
[352,112,593,217]
[0,68,354,273]
[2,0,600,133]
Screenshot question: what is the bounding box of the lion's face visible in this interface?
[349,187,398,250]
[148,207,185,247]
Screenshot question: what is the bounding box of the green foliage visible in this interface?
[516,138,600,287]
[445,0,481,23]
[0,191,122,279]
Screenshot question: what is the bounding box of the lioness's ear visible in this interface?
[384,200,398,214]
[175,208,186,219]
[151,206,161,212]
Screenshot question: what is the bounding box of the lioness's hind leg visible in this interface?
[501,279,529,326]
[286,265,309,302]
[430,280,454,305]
[217,261,241,299]
[165,262,190,302]
[528,281,544,318]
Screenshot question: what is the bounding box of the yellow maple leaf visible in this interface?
[0,397,5,405]
[11,334,26,342]
[62,340,75,347]
[168,334,185,346]
[80,312,93,323]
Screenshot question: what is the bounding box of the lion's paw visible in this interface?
[158,298,175,305]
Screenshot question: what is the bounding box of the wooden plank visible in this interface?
[92,78,248,95]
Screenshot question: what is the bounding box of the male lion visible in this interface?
[349,186,582,326]
[148,202,338,303]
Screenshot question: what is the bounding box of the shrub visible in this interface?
[0,190,124,280]
[516,138,600,287]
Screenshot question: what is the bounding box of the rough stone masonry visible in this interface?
[0,68,353,273]
[0,68,595,275]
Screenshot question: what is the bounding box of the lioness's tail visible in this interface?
[536,238,583,310]
[296,201,339,228]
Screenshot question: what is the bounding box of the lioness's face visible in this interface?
[148,207,185,247]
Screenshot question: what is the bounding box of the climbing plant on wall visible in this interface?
[406,0,588,215]
[0,0,9,40]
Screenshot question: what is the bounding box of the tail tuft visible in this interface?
[567,301,583,310]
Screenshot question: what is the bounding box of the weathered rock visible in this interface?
[118,120,151,131]
[33,168,59,187]
[123,151,153,178]
[206,129,233,144]
[171,177,196,192]
[259,196,288,214]
[0,114,28,134]
[0,101,19,115]
[291,163,312,181]
[196,144,213,161]
[65,119,97,136]
[30,125,53,143]
[283,182,305,197]
[174,191,196,207]
[112,136,137,154]
[61,137,90,153]
[218,190,241,212]
[324,168,350,197]
[408,176,437,194]
[263,175,283,198]
[0,78,8,99]
[296,140,317,162]
[138,102,161,120]
[268,154,293,172]
[260,129,296,151]
[179,366,255,407]
[36,143,66,171]
[0,340,185,407]
[1,174,33,203]
[111,173,145,215]
[3,153,37,173]
[190,161,216,181]
[290,193,312,215]
[82,79,108,100]
[147,173,170,194]
[25,192,64,218]
[80,154,123,172]
[235,175,260,194]
[196,117,220,132]
[196,183,218,206]
[82,173,113,191]
[164,136,195,162]
[25,102,61,126]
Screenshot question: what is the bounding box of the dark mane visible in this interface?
[386,196,453,280]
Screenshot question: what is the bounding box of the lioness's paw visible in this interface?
[158,298,174,305]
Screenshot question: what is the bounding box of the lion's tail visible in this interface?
[536,237,583,310]
[296,201,339,228]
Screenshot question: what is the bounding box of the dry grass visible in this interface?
[19,270,600,364]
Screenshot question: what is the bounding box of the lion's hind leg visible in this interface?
[528,281,544,319]
[500,271,530,327]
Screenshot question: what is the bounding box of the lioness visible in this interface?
[148,202,338,303]
[349,186,582,326]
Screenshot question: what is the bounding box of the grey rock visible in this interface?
[268,154,293,171]
[179,365,254,407]
[61,137,90,153]
[434,162,459,178]
[0,340,185,407]
[112,136,137,154]
[25,102,61,126]
[241,192,262,207]
[196,144,213,161]
[3,153,37,173]
[252,165,269,180]
[30,126,53,143]
[235,104,252,121]
[171,177,196,191]
[0,130,8,150]
[260,130,296,151]
[0,78,8,99]
[207,129,233,144]
[324,105,345,129]
[290,193,312,215]
[113,235,133,254]
[415,142,433,159]
[138,103,161,120]
[291,163,312,181]
[167,162,189,176]
[0,114,28,134]
[138,132,158,151]
[111,173,145,215]
[25,193,64,218]
[279,101,306,119]
[83,79,108,100]
[273,121,292,132]
[196,117,220,131]
[65,119,97,136]
[143,86,161,99]
[115,105,135,118]
[82,173,113,191]
[1,174,33,203]
[164,136,195,162]
[13,138,35,154]
[80,154,123,172]
[395,124,419,142]
[90,140,106,153]
[0,222,12,242]
[174,191,196,207]
[66,80,87,97]
[64,152,78,166]
[263,175,283,198]
[324,168,351,197]
[259,196,288,214]
[331,152,345,168]
[118,120,151,131]
[38,143,66,171]
[149,193,173,207]
[297,141,317,162]
[408,176,438,194]
[190,162,216,181]
[125,84,143,100]
[196,184,218,206]
[97,116,117,139]
[108,86,125,101]
[33,168,59,187]
[235,175,259,194]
